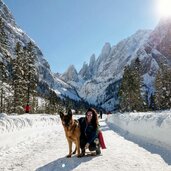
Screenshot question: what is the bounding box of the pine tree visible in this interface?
[45,98,50,114]
[24,42,38,108]
[0,61,8,113]
[5,54,15,114]
[149,93,155,110]
[119,66,132,112]
[11,41,38,114]
[47,89,62,114]
[12,42,26,114]
[131,58,146,111]
[155,66,171,110]
[119,58,144,112]
[31,96,38,113]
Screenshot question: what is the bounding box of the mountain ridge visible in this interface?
[0,0,81,102]
[61,20,171,110]
[1,0,171,111]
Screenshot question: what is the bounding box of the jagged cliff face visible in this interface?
[61,30,152,110]
[62,19,171,111]
[0,0,81,101]
[79,54,96,80]
[149,19,171,62]
[61,65,79,82]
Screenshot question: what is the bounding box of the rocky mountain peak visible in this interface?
[100,42,111,58]
[89,54,96,66]
[148,18,171,47]
[79,62,90,80]
[61,65,79,82]
[148,18,171,61]
[88,54,96,75]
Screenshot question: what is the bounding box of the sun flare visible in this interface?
[156,0,171,18]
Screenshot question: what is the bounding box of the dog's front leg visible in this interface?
[66,139,72,158]
[76,139,81,157]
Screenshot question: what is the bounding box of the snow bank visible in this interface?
[107,111,171,151]
[0,113,60,134]
[0,113,60,148]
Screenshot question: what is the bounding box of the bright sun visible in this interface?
[156,0,171,18]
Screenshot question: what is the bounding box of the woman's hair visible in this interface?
[85,108,99,129]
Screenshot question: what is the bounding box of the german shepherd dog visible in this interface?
[59,109,81,157]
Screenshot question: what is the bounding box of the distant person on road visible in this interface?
[25,104,30,113]
[99,110,103,119]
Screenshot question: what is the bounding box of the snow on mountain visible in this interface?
[94,42,111,75]
[53,73,80,100]
[0,0,15,26]
[0,0,81,101]
[93,30,151,80]
[148,18,171,63]
[74,30,152,110]
[136,18,171,94]
[148,18,171,49]
[79,62,89,80]
[2,0,171,111]
[62,19,171,111]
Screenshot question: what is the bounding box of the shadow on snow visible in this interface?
[36,154,100,171]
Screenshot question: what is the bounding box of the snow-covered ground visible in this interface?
[0,112,171,171]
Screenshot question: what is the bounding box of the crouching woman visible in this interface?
[78,108,101,156]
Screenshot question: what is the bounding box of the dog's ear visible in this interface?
[59,112,64,119]
[68,109,72,117]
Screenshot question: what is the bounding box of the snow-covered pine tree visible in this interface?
[31,96,38,113]
[163,68,171,109]
[155,65,171,110]
[47,89,58,114]
[23,41,38,111]
[45,98,50,114]
[12,42,26,114]
[149,93,155,110]
[155,69,165,110]
[5,54,15,114]
[118,66,130,112]
[131,58,146,111]
[119,58,144,112]
[0,60,8,113]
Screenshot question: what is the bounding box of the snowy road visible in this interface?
[0,118,171,171]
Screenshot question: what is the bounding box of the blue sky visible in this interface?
[4,0,159,73]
